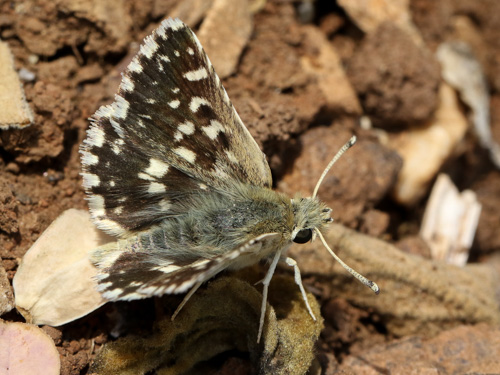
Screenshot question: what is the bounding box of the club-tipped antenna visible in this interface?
[316,229,380,294]
[312,135,357,198]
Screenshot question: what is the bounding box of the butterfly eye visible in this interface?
[293,228,312,244]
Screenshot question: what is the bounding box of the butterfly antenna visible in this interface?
[312,136,357,198]
[316,229,380,294]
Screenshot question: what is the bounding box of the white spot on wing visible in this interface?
[178,121,195,135]
[193,259,209,270]
[157,23,168,39]
[159,55,170,63]
[165,284,179,294]
[86,126,105,148]
[187,47,194,55]
[174,280,193,293]
[111,139,125,154]
[145,158,169,178]
[97,218,126,237]
[174,146,196,163]
[88,194,105,217]
[159,199,172,211]
[184,67,208,81]
[169,100,180,109]
[225,150,238,163]
[202,120,225,140]
[82,173,100,188]
[128,57,143,73]
[166,18,183,31]
[140,35,159,58]
[138,172,155,181]
[137,286,159,296]
[102,288,126,300]
[172,87,180,93]
[112,143,121,155]
[189,97,210,112]
[148,182,166,194]
[110,119,125,138]
[95,104,112,119]
[120,75,135,92]
[99,282,113,289]
[81,151,99,166]
[146,98,156,104]
[113,96,129,120]
[113,206,123,215]
[157,264,181,273]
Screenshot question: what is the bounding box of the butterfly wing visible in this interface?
[80,18,272,237]
[92,232,281,301]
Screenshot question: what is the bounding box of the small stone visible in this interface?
[0,321,60,375]
[0,40,34,129]
[6,162,20,174]
[197,0,252,78]
[360,209,390,237]
[347,22,440,128]
[0,265,15,315]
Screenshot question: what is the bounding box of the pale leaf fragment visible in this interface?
[13,209,111,326]
[420,173,481,266]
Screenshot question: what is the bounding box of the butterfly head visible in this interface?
[291,196,332,244]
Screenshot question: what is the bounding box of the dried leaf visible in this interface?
[13,209,110,326]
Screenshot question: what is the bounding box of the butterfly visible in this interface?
[80,18,379,342]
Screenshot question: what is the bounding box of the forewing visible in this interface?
[80,18,272,237]
[92,233,281,301]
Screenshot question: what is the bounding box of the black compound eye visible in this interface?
[293,228,313,244]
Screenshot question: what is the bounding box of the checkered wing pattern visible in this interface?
[80,18,272,238]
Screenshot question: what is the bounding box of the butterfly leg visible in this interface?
[257,250,282,343]
[282,256,316,321]
[171,281,203,321]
